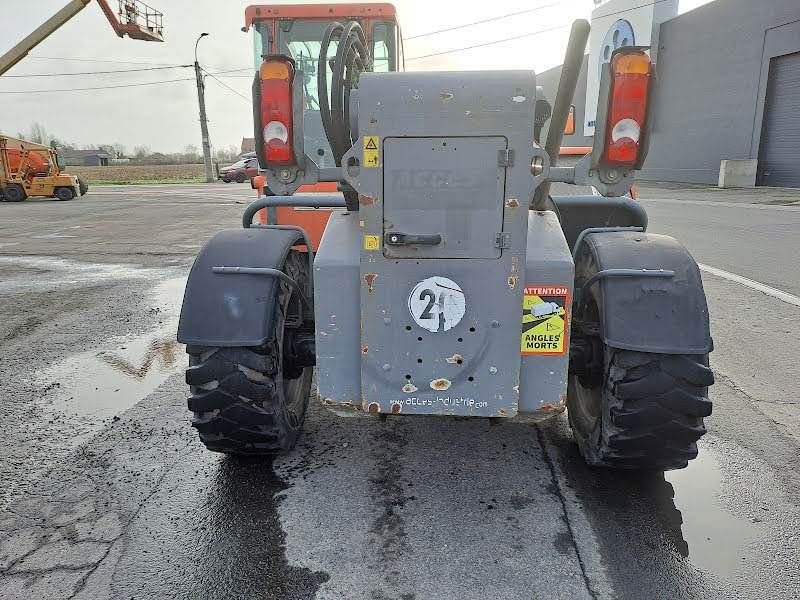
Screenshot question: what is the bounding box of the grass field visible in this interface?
[68,164,207,185]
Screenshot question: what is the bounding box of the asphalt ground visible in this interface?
[0,182,798,599]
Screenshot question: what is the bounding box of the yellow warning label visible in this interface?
[521,286,569,355]
[363,136,380,167]
[363,234,381,251]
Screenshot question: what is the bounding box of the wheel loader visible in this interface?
[177,6,714,471]
[0,136,84,202]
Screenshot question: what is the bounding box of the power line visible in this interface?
[405,2,562,40]
[27,55,176,66]
[210,67,254,74]
[0,77,195,94]
[27,55,252,73]
[406,23,572,62]
[201,68,251,103]
[4,65,192,77]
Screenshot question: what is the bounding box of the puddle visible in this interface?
[0,256,165,293]
[37,277,187,421]
[664,444,760,580]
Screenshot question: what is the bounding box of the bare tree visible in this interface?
[133,145,151,160]
[29,122,50,145]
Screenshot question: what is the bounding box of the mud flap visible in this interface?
[177,227,305,347]
[575,231,712,354]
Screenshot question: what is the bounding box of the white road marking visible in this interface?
[699,263,800,308]
[641,197,800,211]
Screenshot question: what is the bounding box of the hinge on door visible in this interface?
[497,149,515,167]
[494,232,511,248]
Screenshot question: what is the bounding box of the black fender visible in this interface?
[551,195,647,251]
[574,231,712,355]
[177,227,305,347]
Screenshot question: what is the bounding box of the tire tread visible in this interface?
[572,350,713,470]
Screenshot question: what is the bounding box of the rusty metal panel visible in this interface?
[314,211,363,412]
[519,210,574,414]
[343,70,541,417]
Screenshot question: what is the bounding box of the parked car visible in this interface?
[220,157,258,183]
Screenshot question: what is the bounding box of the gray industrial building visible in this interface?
[540,0,800,187]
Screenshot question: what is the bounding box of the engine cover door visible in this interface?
[382,137,507,259]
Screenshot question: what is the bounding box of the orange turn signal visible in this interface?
[613,52,652,76]
[260,60,291,81]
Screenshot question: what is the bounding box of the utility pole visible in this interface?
[195,32,214,183]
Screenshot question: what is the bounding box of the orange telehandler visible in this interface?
[0,136,85,202]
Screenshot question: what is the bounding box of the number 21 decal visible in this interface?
[407,276,466,333]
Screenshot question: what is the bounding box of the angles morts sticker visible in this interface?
[521,286,569,355]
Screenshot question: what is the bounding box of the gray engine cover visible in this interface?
[341,71,543,417]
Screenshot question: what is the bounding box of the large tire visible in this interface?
[3,184,26,202]
[54,186,76,201]
[184,251,313,455]
[568,348,713,470]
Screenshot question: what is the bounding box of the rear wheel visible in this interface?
[568,344,713,470]
[236,172,247,183]
[3,184,26,202]
[54,187,76,201]
[184,251,313,455]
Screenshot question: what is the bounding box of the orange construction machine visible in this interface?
[1,1,163,77]
[244,3,402,249]
[0,136,85,202]
[240,5,617,248]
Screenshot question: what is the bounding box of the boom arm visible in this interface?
[0,0,163,77]
[0,0,91,77]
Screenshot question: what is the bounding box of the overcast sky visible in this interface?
[0,0,711,154]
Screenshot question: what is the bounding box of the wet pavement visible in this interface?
[0,184,798,599]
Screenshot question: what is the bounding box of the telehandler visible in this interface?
[178,5,714,471]
[0,136,84,202]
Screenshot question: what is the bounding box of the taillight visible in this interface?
[603,50,652,168]
[259,58,294,165]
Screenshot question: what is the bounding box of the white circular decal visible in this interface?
[407,276,466,333]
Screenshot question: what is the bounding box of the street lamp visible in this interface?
[194,32,214,183]
[195,32,209,64]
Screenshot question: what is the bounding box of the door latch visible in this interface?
[385,232,442,246]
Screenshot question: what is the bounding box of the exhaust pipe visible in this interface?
[532,19,590,211]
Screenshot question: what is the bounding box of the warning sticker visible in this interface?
[363,136,380,167]
[363,234,380,251]
[521,286,569,355]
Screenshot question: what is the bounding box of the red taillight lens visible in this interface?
[603,51,652,168]
[260,58,294,165]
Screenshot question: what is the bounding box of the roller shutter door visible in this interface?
[758,52,800,187]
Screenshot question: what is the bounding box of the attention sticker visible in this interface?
[521,286,569,355]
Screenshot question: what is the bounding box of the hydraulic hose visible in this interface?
[318,21,370,166]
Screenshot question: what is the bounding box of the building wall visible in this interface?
[640,0,800,183]
[537,0,800,184]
